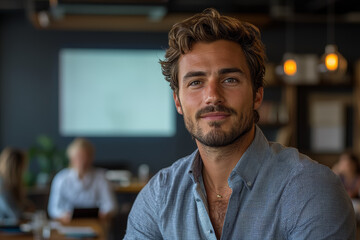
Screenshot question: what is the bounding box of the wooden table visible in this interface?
[1,218,106,240]
[114,181,146,193]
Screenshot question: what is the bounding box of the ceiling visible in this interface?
[1,0,360,31]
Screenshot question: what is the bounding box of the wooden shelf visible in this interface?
[262,62,359,160]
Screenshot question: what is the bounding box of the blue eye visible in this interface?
[224,78,238,83]
[189,80,201,86]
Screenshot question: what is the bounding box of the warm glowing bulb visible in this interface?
[325,53,338,71]
[283,59,297,76]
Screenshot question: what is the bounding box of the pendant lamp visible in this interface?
[319,0,347,83]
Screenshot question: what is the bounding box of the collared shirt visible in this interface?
[48,168,117,219]
[125,126,356,240]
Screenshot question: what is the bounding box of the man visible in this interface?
[48,138,118,223]
[125,8,355,239]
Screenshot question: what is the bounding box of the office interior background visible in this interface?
[0,0,359,189]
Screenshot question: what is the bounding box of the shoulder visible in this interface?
[259,143,350,208]
[135,150,196,207]
[147,150,196,190]
[51,168,71,184]
[126,151,196,237]
[268,142,334,181]
[54,168,71,177]
[268,142,342,193]
[92,168,107,178]
[269,144,356,237]
[91,168,111,184]
[281,155,345,203]
[268,142,353,216]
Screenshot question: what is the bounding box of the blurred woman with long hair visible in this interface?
[0,147,27,224]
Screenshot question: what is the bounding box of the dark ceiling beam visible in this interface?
[28,12,271,31]
[9,0,360,32]
[0,0,25,10]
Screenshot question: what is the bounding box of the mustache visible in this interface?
[195,105,237,119]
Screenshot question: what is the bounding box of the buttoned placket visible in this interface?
[189,150,256,240]
[219,172,245,240]
[193,179,217,240]
[193,171,247,240]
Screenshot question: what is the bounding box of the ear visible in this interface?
[173,92,183,115]
[254,87,264,110]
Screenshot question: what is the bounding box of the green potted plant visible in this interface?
[25,135,68,187]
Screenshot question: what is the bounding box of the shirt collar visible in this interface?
[231,125,269,190]
[188,150,201,184]
[188,125,269,189]
[69,167,95,180]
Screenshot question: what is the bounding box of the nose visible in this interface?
[204,80,224,105]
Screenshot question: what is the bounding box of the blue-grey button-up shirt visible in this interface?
[125,126,356,239]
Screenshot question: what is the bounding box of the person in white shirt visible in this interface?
[47,138,117,223]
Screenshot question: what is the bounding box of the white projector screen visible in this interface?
[59,48,176,137]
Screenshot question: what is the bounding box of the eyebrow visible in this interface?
[218,68,245,75]
[182,68,245,81]
[181,67,246,85]
[182,71,207,81]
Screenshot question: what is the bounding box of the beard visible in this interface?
[183,104,254,148]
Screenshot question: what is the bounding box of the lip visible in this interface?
[200,112,230,121]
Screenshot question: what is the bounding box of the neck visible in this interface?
[198,125,255,191]
[76,167,91,179]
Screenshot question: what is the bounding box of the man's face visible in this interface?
[174,40,263,147]
[70,147,93,173]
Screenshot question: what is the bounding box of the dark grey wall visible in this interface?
[1,11,359,174]
[0,11,197,174]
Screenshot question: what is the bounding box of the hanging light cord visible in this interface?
[285,0,295,53]
[327,0,335,45]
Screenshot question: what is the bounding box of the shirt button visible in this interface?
[196,198,201,202]
[247,181,252,187]
[210,230,213,234]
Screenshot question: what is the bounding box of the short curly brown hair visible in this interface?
[160,8,266,95]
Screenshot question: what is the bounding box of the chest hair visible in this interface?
[208,197,230,239]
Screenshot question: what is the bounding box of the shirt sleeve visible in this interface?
[283,164,356,240]
[124,173,163,240]
[47,171,71,219]
[96,170,118,214]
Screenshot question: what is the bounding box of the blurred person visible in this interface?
[332,152,360,198]
[124,8,355,239]
[47,138,117,223]
[0,148,29,224]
